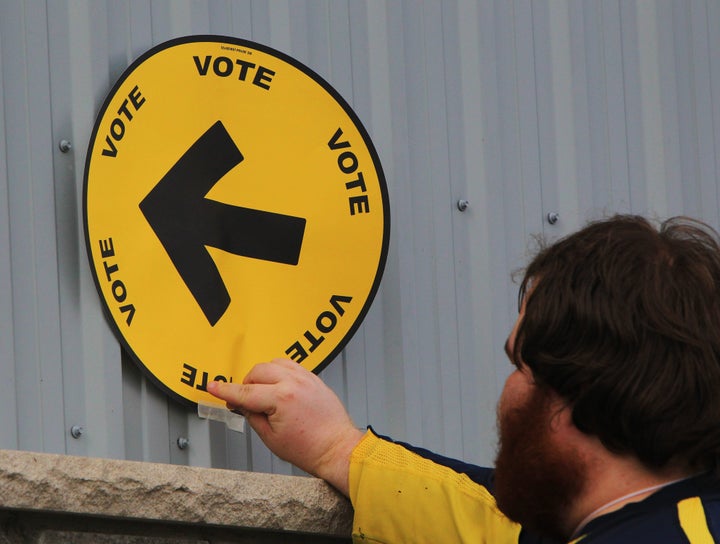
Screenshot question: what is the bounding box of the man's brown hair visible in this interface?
[516,215,720,471]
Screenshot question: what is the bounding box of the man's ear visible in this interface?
[547,391,574,433]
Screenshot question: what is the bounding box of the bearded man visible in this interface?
[209,215,720,543]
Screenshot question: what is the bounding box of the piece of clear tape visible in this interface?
[197,402,246,433]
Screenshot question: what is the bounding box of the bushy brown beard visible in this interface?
[494,386,586,541]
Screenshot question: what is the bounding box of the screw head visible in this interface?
[70,425,84,439]
[59,140,72,153]
[177,437,189,450]
[547,212,560,225]
[457,199,470,212]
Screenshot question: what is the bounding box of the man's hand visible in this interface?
[207,358,364,496]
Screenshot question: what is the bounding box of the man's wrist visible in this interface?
[315,427,365,496]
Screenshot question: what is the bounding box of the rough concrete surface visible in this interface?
[0,449,353,543]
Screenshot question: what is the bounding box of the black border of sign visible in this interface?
[82,35,390,408]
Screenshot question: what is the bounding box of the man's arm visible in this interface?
[207,358,363,495]
[209,359,527,543]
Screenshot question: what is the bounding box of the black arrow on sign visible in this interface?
[140,120,306,326]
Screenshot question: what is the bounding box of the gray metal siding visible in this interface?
[1,0,719,473]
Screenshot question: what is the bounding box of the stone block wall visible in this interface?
[0,449,353,543]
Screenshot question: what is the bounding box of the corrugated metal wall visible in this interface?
[1,0,719,474]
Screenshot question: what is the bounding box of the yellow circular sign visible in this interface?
[83,36,389,406]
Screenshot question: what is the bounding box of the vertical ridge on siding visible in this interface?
[0,0,19,451]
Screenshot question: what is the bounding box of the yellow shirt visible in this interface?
[349,430,522,543]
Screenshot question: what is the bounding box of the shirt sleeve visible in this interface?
[348,429,523,544]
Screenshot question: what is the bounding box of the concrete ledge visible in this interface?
[0,449,353,543]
